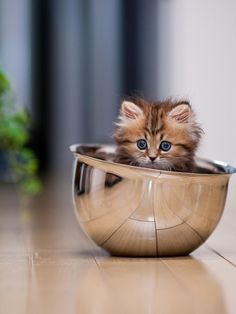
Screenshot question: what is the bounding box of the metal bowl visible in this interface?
[70,144,236,257]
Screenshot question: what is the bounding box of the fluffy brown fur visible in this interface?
[113,97,203,172]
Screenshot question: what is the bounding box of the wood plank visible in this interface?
[167,247,236,314]
[95,256,193,314]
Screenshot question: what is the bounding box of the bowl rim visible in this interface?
[70,143,236,177]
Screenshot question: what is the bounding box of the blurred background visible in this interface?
[0,0,236,179]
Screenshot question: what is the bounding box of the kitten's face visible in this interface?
[114,99,202,171]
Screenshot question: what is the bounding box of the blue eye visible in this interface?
[137,139,148,150]
[160,141,172,152]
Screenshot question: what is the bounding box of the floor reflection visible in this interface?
[76,256,226,314]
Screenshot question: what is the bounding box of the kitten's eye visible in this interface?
[160,141,172,152]
[137,139,148,150]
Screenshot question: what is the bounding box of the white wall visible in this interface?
[0,0,31,108]
[157,0,236,166]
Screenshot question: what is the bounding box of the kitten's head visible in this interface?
[113,98,203,171]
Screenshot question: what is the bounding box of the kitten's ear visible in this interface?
[121,101,143,120]
[168,103,192,123]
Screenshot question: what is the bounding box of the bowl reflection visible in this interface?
[70,144,236,257]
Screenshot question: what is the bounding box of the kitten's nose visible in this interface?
[149,156,156,162]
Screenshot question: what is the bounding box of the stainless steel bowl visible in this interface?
[70,144,236,257]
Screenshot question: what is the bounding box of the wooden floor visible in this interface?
[0,174,236,314]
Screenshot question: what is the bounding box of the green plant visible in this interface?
[0,68,42,195]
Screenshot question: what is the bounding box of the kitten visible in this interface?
[113,97,203,172]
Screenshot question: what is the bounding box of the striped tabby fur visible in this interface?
[113,97,203,172]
